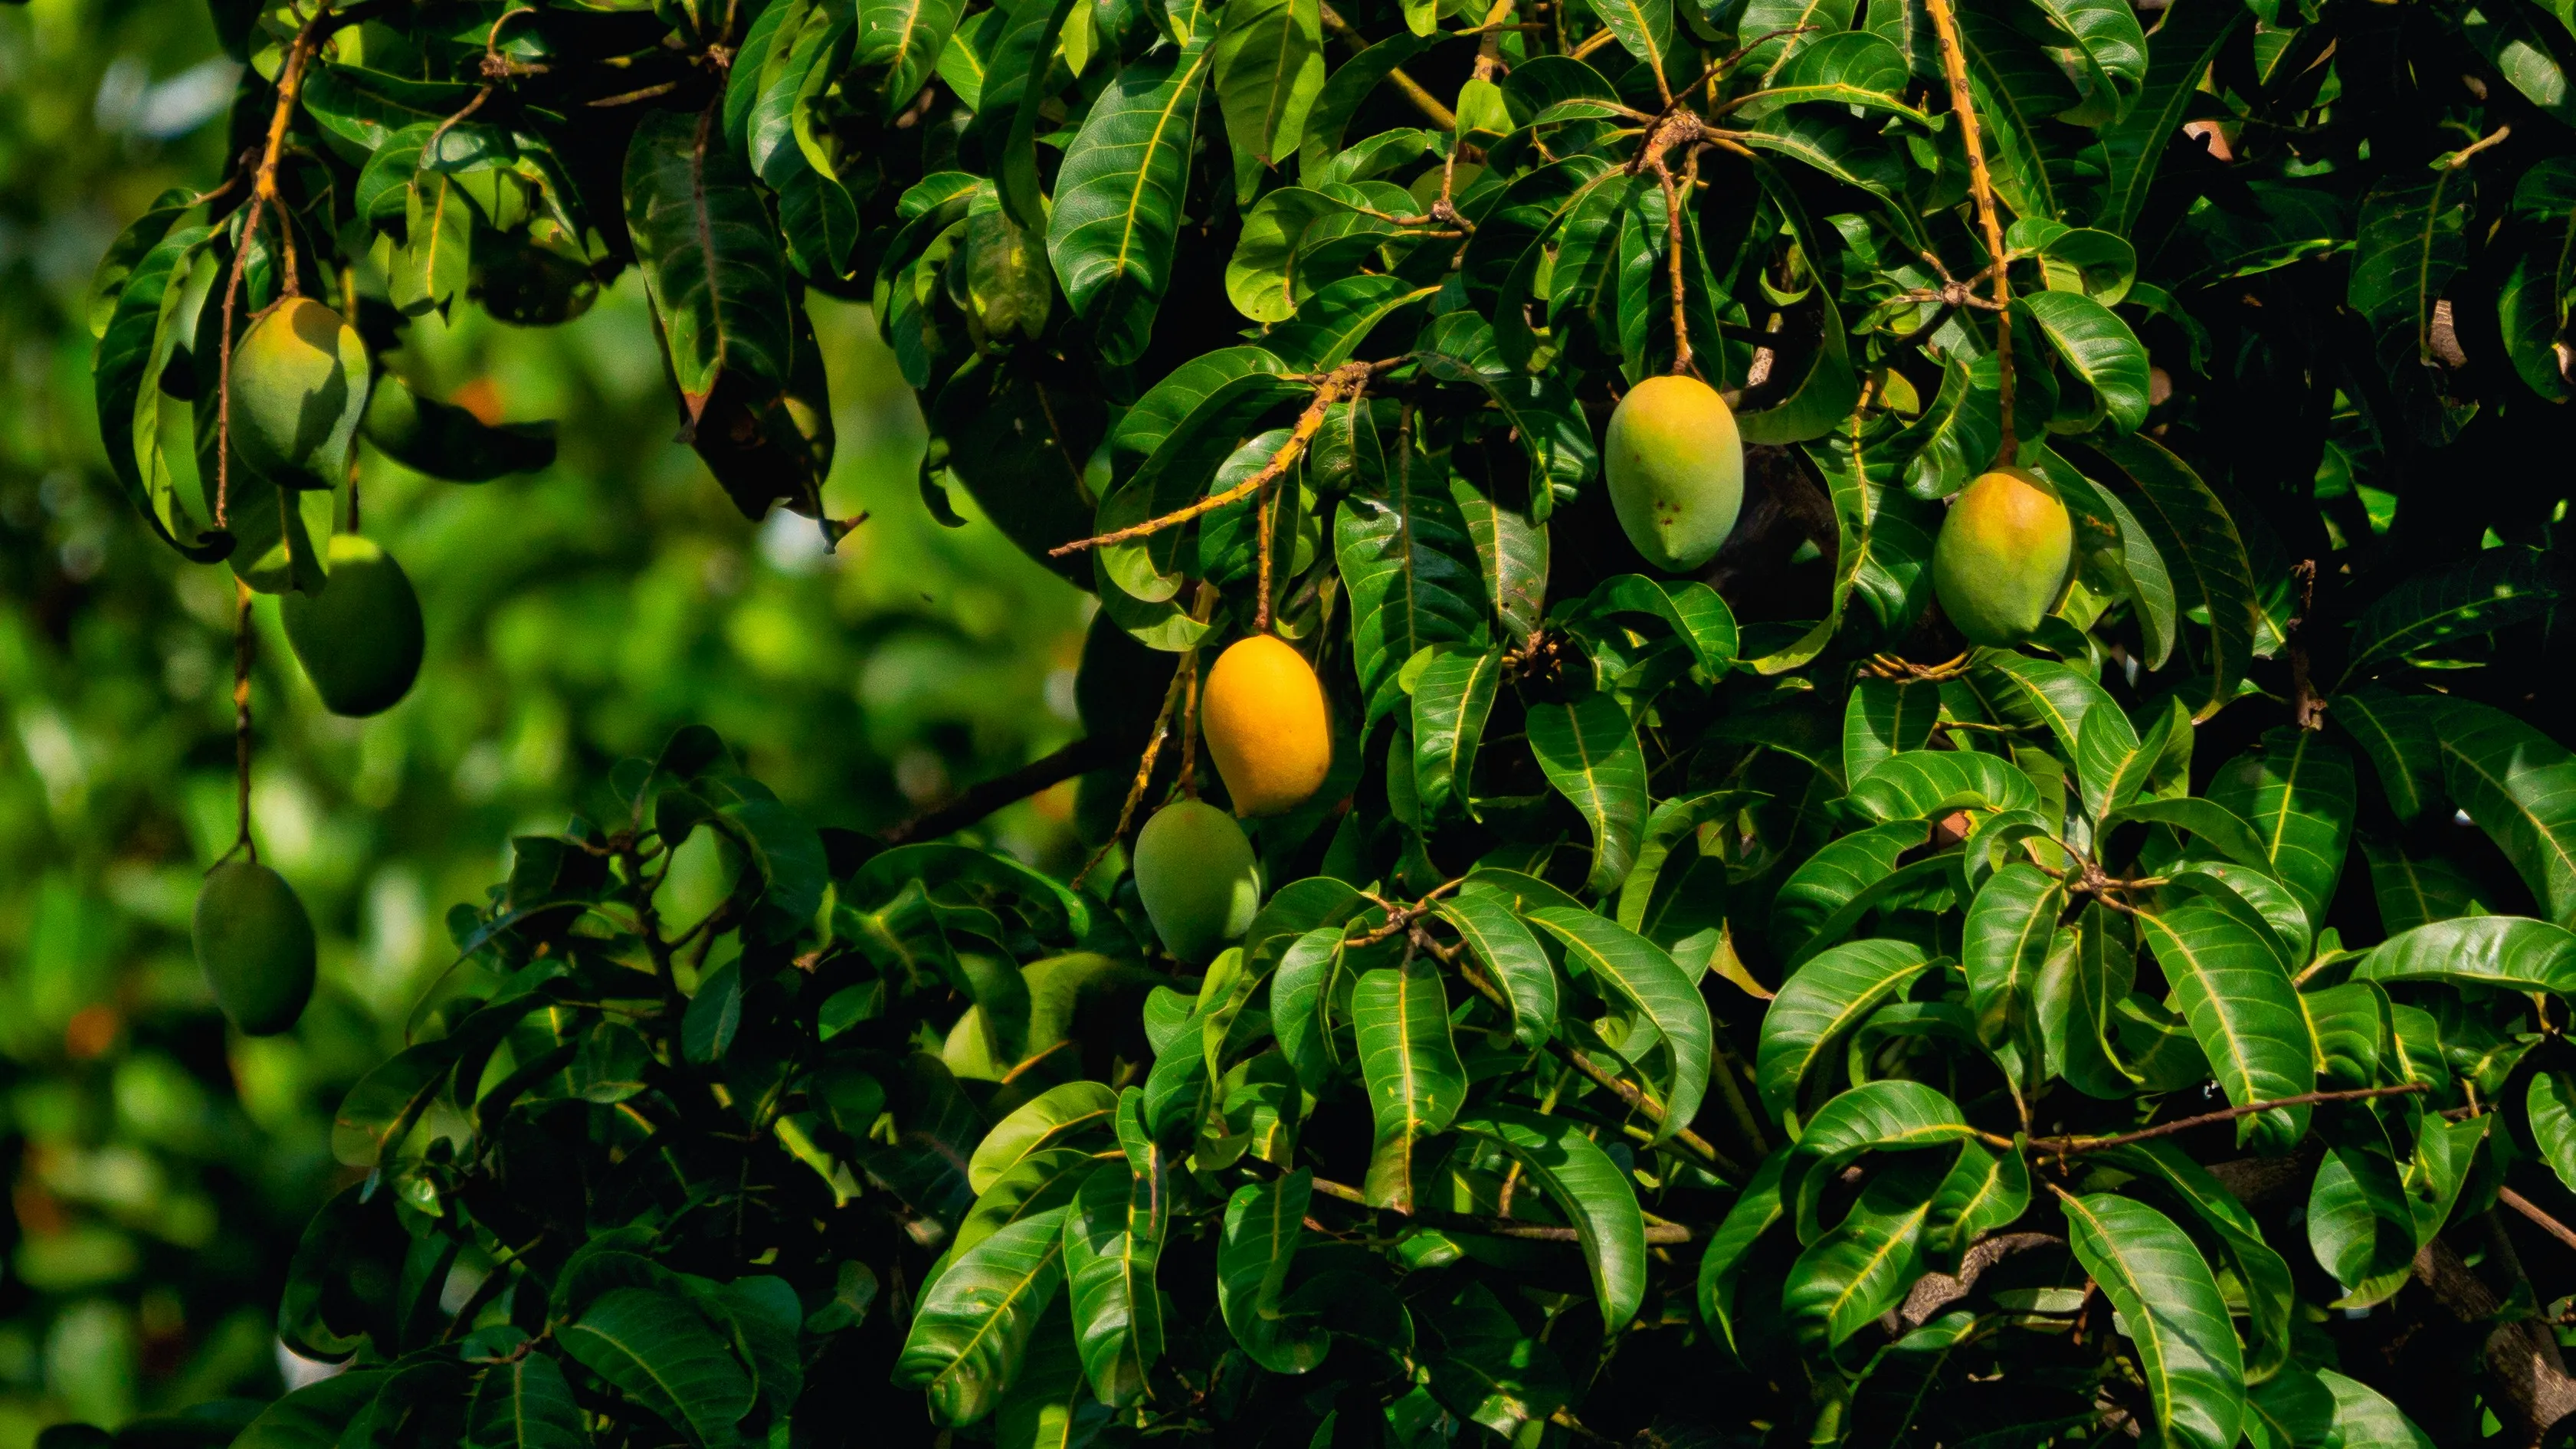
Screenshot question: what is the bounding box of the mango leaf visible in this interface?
[2093,0,2242,234]
[858,0,964,118]
[1729,32,1928,123]
[1784,1155,1942,1350]
[1353,961,1467,1211]
[1847,750,2040,822]
[2101,1141,2295,1382]
[895,1208,1070,1424]
[2207,728,2357,929]
[1456,1107,1647,1331]
[1963,863,2066,1090]
[2334,688,2440,824]
[1296,33,1433,176]
[1047,34,1214,366]
[1218,1170,1327,1373]
[2353,915,2576,994]
[1212,0,1326,202]
[562,1287,756,1445]
[2348,170,2473,435]
[968,1082,1119,1195]
[1437,882,1559,1048]
[1843,677,1939,786]
[1337,473,1487,723]
[2019,291,2150,431]
[2319,1369,2437,1449]
[2342,547,2563,683]
[944,1150,1098,1273]
[2060,1194,2246,1449]
[1413,647,1500,822]
[1525,691,1650,894]
[2109,798,2276,877]
[1584,0,1675,84]
[1061,1125,1166,1408]
[465,1349,588,1449]
[1770,821,1922,965]
[2428,698,2576,926]
[94,223,229,561]
[1452,477,1549,644]
[1965,647,2120,761]
[2089,433,2259,719]
[624,110,795,425]
[2138,900,2316,1152]
[1699,1152,1789,1356]
[1525,906,1710,1139]
[1755,938,1931,1124]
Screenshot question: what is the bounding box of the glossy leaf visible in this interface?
[1525,691,1650,895]
[1437,882,1559,1048]
[893,1208,1071,1425]
[1456,1107,1647,1331]
[1526,906,1712,1139]
[2060,1193,2245,1449]
[1755,939,1931,1124]
[1353,960,1467,1211]
[2138,900,2316,1152]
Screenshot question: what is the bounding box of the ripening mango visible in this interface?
[1133,800,1262,962]
[192,861,316,1037]
[1603,375,1745,572]
[228,297,369,489]
[1201,634,1332,817]
[282,534,425,716]
[1932,466,2074,647]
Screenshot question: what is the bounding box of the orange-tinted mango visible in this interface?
[1932,466,2074,647]
[228,297,369,490]
[1603,375,1744,572]
[1201,634,1332,817]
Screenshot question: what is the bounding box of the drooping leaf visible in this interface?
[2060,1193,2246,1449]
[1456,1107,1648,1331]
[2428,698,2576,926]
[624,110,795,426]
[1218,1170,1327,1373]
[893,1208,1072,1425]
[2137,900,2316,1152]
[1525,906,1712,1140]
[1353,960,1467,1211]
[1525,691,1650,895]
[1755,938,1931,1125]
[1047,34,1215,366]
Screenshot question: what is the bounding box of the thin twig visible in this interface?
[1316,2,1457,129]
[2027,1083,2428,1156]
[1049,362,1375,556]
[1919,0,2014,463]
[221,579,257,867]
[878,734,1132,845]
[1070,658,1192,889]
[2501,1186,2576,1256]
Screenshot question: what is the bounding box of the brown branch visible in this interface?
[2502,1186,2576,1257]
[877,734,1132,846]
[1307,1176,1693,1242]
[2027,1083,2427,1156]
[1919,0,2014,464]
[1070,655,1192,889]
[1049,362,1374,556]
[2414,1226,2576,1447]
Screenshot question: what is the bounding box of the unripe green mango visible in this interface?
[1932,466,2074,647]
[228,297,370,490]
[282,534,425,716]
[192,861,316,1036]
[1604,375,1744,572]
[1132,800,1261,962]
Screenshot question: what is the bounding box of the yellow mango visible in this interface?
[1603,374,1744,572]
[1201,634,1332,816]
[1932,466,2074,647]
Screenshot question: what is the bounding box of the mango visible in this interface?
[1201,634,1332,817]
[1132,800,1262,962]
[228,297,370,490]
[1932,466,2074,646]
[192,861,316,1036]
[282,534,425,716]
[1603,374,1744,572]
[964,208,1052,349]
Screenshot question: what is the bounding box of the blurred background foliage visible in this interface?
[0,0,1090,1436]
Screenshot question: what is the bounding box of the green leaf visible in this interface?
[992,1307,1096,1449]
[2028,0,2147,120]
[2334,688,2439,824]
[2358,836,2487,936]
[2060,1194,2246,1449]
[1847,750,2040,822]
[1337,469,1488,723]
[1755,938,1931,1125]
[2207,728,2356,927]
[2075,692,2172,820]
[1785,1156,1942,1351]
[1225,186,1398,324]
[1771,821,1922,963]
[561,1287,756,1446]
[1354,960,1467,1211]
[1583,0,1675,84]
[1047,34,1215,366]
[1964,647,2121,762]
[2354,915,2576,993]
[1525,906,1711,1140]
[2100,1140,2295,1382]
[1213,0,1326,202]
[2319,1369,2437,1449]
[970,1083,1119,1195]
[1963,863,2066,1087]
[2245,1365,2337,1449]
[1843,677,1939,786]
[1218,1169,1327,1373]
[2342,547,2563,683]
[2428,698,2576,926]
[624,110,796,425]
[1297,33,1434,177]
[234,1372,392,1449]
[2018,291,2150,432]
[1437,882,1559,1048]
[1452,477,1550,644]
[466,1349,588,1449]
[361,375,556,482]
[1526,691,1650,895]
[2138,900,2316,1152]
[979,0,1085,231]
[1062,1123,1166,1408]
[858,0,965,118]
[2093,0,2243,234]
[1699,1152,1789,1356]
[1413,647,1500,822]
[1411,312,1598,503]
[2109,798,2276,877]
[2053,463,2178,669]
[2088,433,2259,719]
[946,1149,1101,1270]
[1729,32,1929,123]
[93,222,228,561]
[2348,170,2473,425]
[894,1207,1072,1425]
[1456,1107,1648,1331]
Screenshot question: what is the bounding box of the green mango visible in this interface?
[1932,466,2074,646]
[1604,375,1745,572]
[282,534,425,716]
[226,297,369,490]
[192,861,316,1037]
[1132,800,1262,962]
